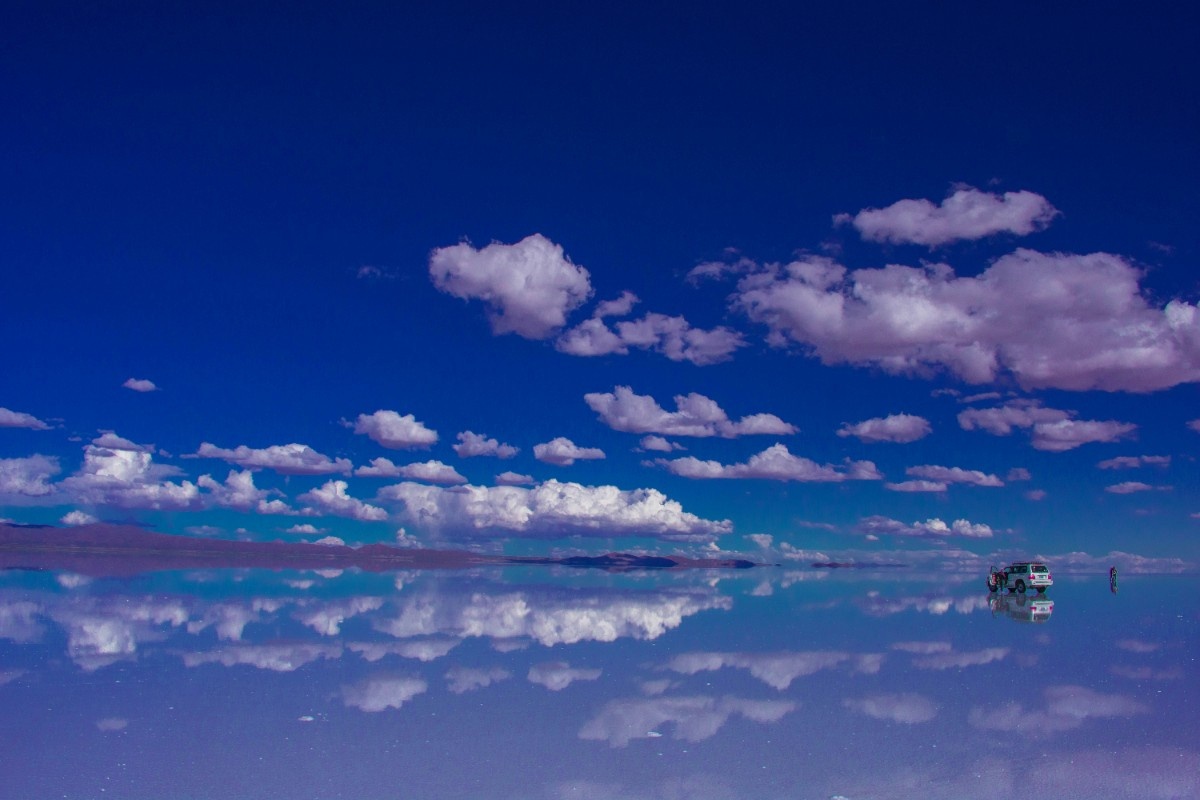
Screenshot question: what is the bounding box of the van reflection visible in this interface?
[988,592,1054,623]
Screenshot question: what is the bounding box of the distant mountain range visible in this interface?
[0,523,762,576]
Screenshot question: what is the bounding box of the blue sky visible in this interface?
[2,2,1197,563]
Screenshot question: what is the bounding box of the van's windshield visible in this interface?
[1031,565,1048,573]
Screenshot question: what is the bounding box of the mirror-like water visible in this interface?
[1,565,1195,799]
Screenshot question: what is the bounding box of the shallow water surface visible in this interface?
[1,565,1195,799]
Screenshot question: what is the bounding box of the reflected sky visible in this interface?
[1,565,1195,800]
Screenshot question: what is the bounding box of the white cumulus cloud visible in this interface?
[0,407,52,430]
[122,378,158,392]
[298,480,388,521]
[64,434,201,510]
[835,186,1059,246]
[639,435,684,452]
[884,479,948,493]
[1097,455,1170,469]
[533,437,605,466]
[0,454,61,498]
[194,442,352,475]
[197,470,293,514]
[585,386,796,438]
[348,410,438,450]
[837,413,931,443]
[557,312,745,365]
[658,444,880,483]
[857,515,995,539]
[904,465,1003,487]
[429,233,592,339]
[355,458,466,484]
[958,400,1136,451]
[452,431,518,459]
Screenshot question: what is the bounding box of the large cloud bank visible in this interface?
[65,436,201,510]
[378,479,731,541]
[733,249,1200,392]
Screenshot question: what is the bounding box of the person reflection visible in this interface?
[1109,565,1118,594]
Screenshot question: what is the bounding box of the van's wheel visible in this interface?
[1016,580,1026,593]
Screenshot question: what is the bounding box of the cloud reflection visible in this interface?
[372,587,731,647]
[528,661,602,691]
[348,638,460,662]
[293,596,384,636]
[182,642,343,672]
[341,675,428,712]
[186,599,283,641]
[843,692,938,723]
[664,650,882,690]
[579,695,795,747]
[910,647,1009,670]
[0,601,43,643]
[969,685,1148,735]
[51,596,188,670]
[445,665,512,694]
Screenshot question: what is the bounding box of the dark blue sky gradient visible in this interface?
[3,2,1198,559]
